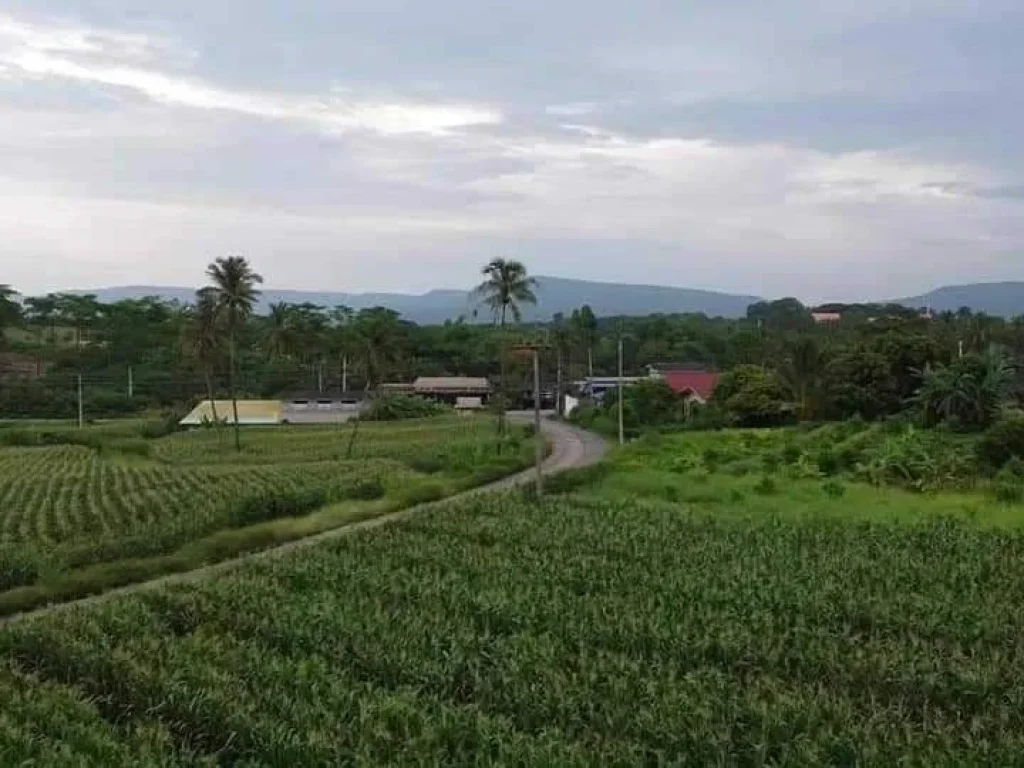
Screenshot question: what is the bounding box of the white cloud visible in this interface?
[0,13,501,136]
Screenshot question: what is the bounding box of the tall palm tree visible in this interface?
[265,302,295,360]
[185,288,224,425]
[0,285,21,349]
[475,258,537,436]
[206,256,263,451]
[779,336,825,420]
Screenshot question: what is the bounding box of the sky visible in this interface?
[0,1,1022,302]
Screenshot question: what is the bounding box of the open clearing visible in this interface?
[2,425,1023,763]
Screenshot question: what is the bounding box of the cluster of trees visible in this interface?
[3,275,1024,433]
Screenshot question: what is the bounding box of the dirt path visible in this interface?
[2,418,606,624]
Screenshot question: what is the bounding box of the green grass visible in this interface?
[0,416,532,614]
[4,425,1024,762]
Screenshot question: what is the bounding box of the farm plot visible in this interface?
[2,492,1024,764]
[0,417,531,615]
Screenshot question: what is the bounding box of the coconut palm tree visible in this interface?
[184,288,224,426]
[265,302,296,361]
[475,258,537,436]
[779,336,825,420]
[205,256,263,451]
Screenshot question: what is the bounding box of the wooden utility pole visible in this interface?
[77,374,84,429]
[342,355,348,392]
[127,366,134,398]
[617,337,624,446]
[533,347,543,496]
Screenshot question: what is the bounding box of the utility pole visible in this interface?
[533,347,543,497]
[614,335,622,444]
[127,366,134,399]
[556,344,564,418]
[317,361,324,393]
[342,355,348,392]
[958,340,964,359]
[77,374,84,429]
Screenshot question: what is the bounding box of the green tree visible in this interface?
[265,302,296,360]
[206,256,263,451]
[778,336,826,419]
[712,365,793,427]
[822,347,900,420]
[0,285,21,347]
[184,288,224,424]
[912,348,1014,430]
[475,258,537,436]
[570,304,598,377]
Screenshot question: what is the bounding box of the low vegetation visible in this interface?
[2,426,1024,762]
[0,417,532,616]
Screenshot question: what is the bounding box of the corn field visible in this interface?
[0,418,525,598]
[3,492,1024,763]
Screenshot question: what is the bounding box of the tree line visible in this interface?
[2,270,1023,433]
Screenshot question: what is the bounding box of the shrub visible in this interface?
[0,546,47,591]
[781,443,802,465]
[663,485,681,503]
[976,412,1024,473]
[340,478,386,501]
[406,456,445,474]
[228,489,329,527]
[399,482,447,506]
[361,394,448,421]
[821,479,847,499]
[815,449,840,477]
[753,475,777,495]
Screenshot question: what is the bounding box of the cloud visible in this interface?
[0,13,501,136]
[0,3,1021,303]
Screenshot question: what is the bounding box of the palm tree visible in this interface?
[265,302,295,360]
[475,258,537,436]
[0,285,21,348]
[206,256,263,451]
[779,337,825,420]
[185,288,224,425]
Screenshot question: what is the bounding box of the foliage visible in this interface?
[712,365,794,427]
[976,409,1024,472]
[913,349,1015,431]
[361,393,448,421]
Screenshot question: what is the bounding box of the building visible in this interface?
[578,376,649,400]
[812,311,842,325]
[412,376,491,405]
[180,400,283,426]
[661,370,721,404]
[281,391,366,424]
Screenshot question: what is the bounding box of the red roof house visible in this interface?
[662,370,721,403]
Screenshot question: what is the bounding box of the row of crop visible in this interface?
[3,494,1024,762]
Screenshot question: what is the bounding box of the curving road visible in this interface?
[3,418,606,624]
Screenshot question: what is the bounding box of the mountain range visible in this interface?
[64,277,1024,323]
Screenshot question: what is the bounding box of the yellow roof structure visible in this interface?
[180,400,282,426]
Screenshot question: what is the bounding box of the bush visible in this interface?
[991,465,1024,503]
[361,394,448,421]
[976,412,1024,473]
[228,489,329,527]
[815,449,840,477]
[339,478,386,501]
[821,479,846,499]
[753,475,777,495]
[406,456,445,474]
[399,482,447,506]
[0,546,48,591]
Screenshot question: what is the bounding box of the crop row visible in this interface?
[2,493,1023,763]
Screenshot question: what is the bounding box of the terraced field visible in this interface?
[0,418,532,614]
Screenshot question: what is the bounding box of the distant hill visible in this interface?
[67,277,763,323]
[894,282,1024,318]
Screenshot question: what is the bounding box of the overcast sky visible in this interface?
[0,1,1021,301]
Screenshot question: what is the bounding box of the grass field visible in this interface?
[2,425,1024,763]
[0,417,532,615]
